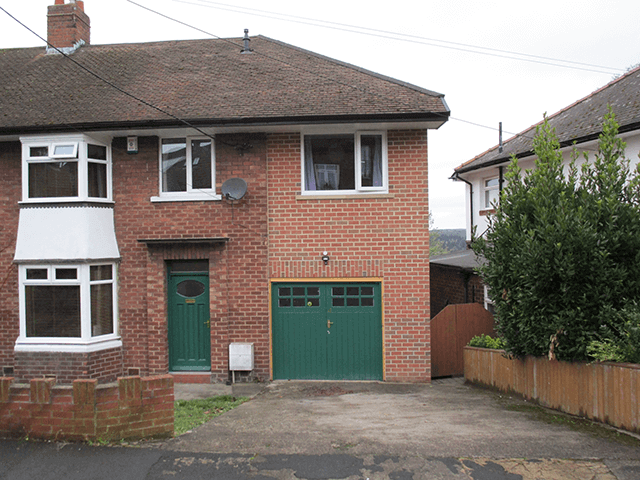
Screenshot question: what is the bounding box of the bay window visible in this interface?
[18,264,118,349]
[21,135,111,202]
[302,131,387,194]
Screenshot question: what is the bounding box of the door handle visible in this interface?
[327,320,333,329]
[204,319,210,328]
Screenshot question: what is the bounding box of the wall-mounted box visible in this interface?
[229,343,254,371]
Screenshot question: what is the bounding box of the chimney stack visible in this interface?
[47,0,90,53]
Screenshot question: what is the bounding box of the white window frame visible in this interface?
[301,130,388,196]
[16,263,120,353]
[484,284,496,315]
[20,134,113,203]
[482,176,499,209]
[152,136,220,202]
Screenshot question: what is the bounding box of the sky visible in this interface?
[1,0,639,229]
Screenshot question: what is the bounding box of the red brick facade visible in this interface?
[0,142,20,373]
[113,134,269,383]
[14,347,123,385]
[0,128,432,384]
[267,130,431,382]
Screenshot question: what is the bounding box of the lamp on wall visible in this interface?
[321,251,330,265]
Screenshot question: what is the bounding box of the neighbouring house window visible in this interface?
[483,177,499,209]
[20,264,117,342]
[159,137,215,198]
[302,132,387,194]
[21,135,112,202]
[484,285,496,315]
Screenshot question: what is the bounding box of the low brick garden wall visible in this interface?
[464,346,640,433]
[0,375,174,441]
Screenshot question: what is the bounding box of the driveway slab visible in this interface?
[164,378,640,460]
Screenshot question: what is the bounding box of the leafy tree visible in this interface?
[473,109,640,361]
[429,212,449,256]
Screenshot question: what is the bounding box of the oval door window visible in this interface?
[176,280,205,298]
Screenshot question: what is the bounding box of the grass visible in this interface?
[174,395,248,436]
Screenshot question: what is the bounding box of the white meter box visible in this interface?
[229,343,254,371]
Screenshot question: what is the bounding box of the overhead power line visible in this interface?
[0,6,216,141]
[172,0,624,75]
[0,2,606,156]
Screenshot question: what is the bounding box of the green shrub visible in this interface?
[468,334,506,350]
[587,304,640,364]
[473,109,640,361]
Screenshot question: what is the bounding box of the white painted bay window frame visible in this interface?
[16,263,120,353]
[300,130,388,196]
[21,134,112,203]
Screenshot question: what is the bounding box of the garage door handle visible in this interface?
[327,320,333,329]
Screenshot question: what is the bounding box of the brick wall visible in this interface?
[267,130,431,382]
[47,1,90,49]
[14,347,123,384]
[430,263,484,318]
[113,134,269,382]
[0,375,173,441]
[0,142,21,373]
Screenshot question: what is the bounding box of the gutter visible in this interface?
[454,120,640,175]
[0,112,451,137]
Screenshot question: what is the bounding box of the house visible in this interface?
[0,0,449,384]
[452,65,640,243]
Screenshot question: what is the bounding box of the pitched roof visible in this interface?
[0,35,449,136]
[430,249,484,270]
[454,66,640,175]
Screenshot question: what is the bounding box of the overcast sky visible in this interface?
[1,0,639,229]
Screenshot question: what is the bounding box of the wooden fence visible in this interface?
[464,347,640,433]
[431,303,495,378]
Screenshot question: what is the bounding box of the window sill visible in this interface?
[297,193,394,200]
[14,337,122,353]
[479,209,496,216]
[151,193,222,203]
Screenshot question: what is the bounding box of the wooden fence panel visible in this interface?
[464,347,640,433]
[431,303,494,378]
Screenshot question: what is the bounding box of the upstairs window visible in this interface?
[156,137,216,201]
[21,136,111,202]
[302,132,387,195]
[483,177,499,209]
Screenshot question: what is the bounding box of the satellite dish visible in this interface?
[221,178,247,201]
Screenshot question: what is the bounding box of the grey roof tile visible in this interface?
[455,66,640,174]
[0,36,449,135]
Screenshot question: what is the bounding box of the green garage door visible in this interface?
[272,282,382,380]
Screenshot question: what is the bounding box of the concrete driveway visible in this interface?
[163,378,640,479]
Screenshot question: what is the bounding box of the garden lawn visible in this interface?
[174,395,248,436]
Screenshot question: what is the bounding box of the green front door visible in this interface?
[272,282,382,380]
[168,264,210,371]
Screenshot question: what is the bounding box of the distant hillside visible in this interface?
[432,229,466,253]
